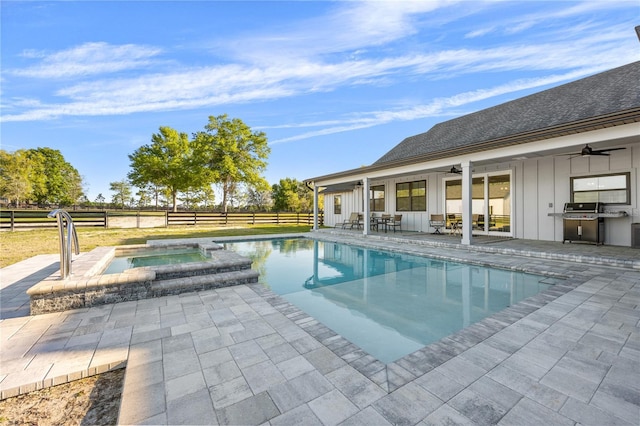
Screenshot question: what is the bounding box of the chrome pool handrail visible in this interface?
[48,209,80,279]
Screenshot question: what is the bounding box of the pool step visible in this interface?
[151,269,259,297]
[152,249,253,281]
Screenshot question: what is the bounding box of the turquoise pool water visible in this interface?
[104,248,208,274]
[224,238,552,363]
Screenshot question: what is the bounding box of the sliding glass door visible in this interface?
[444,172,511,235]
[488,174,511,233]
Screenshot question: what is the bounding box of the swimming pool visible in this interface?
[224,238,552,363]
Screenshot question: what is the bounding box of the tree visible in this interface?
[95,193,105,209]
[24,147,84,205]
[272,178,322,212]
[193,115,270,212]
[135,187,152,209]
[66,172,85,208]
[0,149,34,206]
[27,147,83,205]
[245,183,273,211]
[128,126,204,212]
[272,178,301,212]
[110,179,132,209]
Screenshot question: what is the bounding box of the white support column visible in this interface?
[461,161,473,245]
[313,183,319,231]
[363,177,370,236]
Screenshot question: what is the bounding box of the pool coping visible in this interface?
[223,231,592,392]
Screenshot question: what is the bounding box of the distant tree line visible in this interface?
[1,115,323,213]
[0,147,84,207]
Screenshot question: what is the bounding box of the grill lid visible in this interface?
[563,202,601,213]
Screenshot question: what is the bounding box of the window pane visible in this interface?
[573,175,626,191]
[370,185,385,212]
[446,180,461,199]
[412,196,426,211]
[396,183,410,197]
[409,181,426,211]
[397,198,410,211]
[573,177,598,192]
[597,190,628,203]
[573,192,598,202]
[596,176,626,190]
[411,181,425,196]
[489,174,510,218]
[334,195,341,214]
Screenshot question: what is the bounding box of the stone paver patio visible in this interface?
[1,230,638,425]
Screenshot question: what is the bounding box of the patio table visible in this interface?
[375,215,392,233]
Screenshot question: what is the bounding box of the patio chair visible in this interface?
[388,214,402,232]
[429,214,445,234]
[370,213,379,230]
[472,214,479,230]
[447,214,461,235]
[339,212,359,229]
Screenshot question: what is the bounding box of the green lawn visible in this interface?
[0,225,312,268]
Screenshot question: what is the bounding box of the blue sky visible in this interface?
[2,1,639,202]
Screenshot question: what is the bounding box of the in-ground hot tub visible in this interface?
[27,242,259,314]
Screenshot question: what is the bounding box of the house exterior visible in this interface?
[305,61,640,247]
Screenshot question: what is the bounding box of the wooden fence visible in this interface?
[0,210,107,231]
[0,210,323,230]
[166,211,322,226]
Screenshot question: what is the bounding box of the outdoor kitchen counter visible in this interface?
[547,211,629,218]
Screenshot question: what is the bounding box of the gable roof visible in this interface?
[374,61,640,166]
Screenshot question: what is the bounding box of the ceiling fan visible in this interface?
[563,144,626,158]
[436,166,462,174]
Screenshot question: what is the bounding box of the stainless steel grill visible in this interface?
[562,202,604,245]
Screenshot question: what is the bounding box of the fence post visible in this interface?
[165,211,168,227]
[105,211,110,229]
[10,210,15,231]
[193,212,197,226]
[252,213,255,225]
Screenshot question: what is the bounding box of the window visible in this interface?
[396,180,426,211]
[370,185,385,211]
[333,195,342,214]
[571,173,630,204]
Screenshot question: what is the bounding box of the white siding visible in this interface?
[522,160,538,240]
[537,158,556,241]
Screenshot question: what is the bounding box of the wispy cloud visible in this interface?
[10,42,163,78]
[2,0,638,137]
[268,66,609,144]
[219,0,457,63]
[2,29,635,123]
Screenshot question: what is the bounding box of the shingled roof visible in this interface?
[374,61,640,166]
